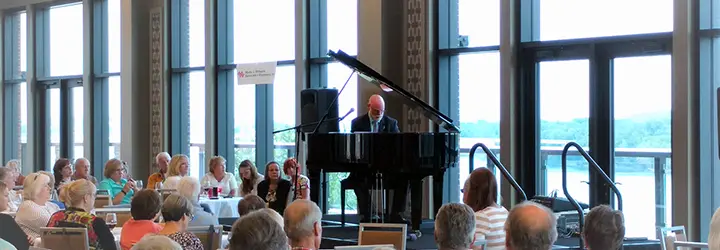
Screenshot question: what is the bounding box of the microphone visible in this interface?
[339,108,355,121]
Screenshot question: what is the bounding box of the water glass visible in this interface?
[155,182,163,190]
[136,180,144,189]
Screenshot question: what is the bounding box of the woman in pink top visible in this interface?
[120,189,164,250]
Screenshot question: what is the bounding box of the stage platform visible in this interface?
[319,214,662,250]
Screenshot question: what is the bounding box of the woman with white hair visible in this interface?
[14,173,60,239]
[176,176,218,227]
[6,160,23,186]
[163,155,189,190]
[0,168,19,212]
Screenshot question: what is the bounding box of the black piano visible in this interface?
[306,50,460,233]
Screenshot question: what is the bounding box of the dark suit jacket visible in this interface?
[257,179,292,215]
[350,113,400,133]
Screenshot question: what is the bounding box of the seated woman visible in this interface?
[463,168,508,250]
[0,168,20,212]
[158,194,203,250]
[47,179,116,250]
[37,171,65,209]
[120,189,164,250]
[98,159,140,205]
[52,158,72,194]
[201,156,238,197]
[176,176,218,227]
[282,158,310,201]
[238,160,263,197]
[257,162,291,215]
[163,155,190,190]
[0,181,31,250]
[14,173,60,239]
[6,160,24,187]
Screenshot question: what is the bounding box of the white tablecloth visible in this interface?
[199,197,243,218]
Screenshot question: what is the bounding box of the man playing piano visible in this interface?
[344,94,409,223]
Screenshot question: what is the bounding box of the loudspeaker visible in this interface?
[301,88,339,133]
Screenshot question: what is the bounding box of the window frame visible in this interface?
[3,10,27,165]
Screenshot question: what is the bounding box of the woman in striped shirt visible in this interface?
[463,168,509,250]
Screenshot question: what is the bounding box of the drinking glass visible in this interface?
[155,182,163,190]
[106,213,118,230]
[136,180,144,189]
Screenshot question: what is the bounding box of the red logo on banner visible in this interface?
[238,72,245,78]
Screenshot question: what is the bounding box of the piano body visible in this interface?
[305,50,460,233]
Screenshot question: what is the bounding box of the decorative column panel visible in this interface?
[150,7,165,173]
[402,0,431,133]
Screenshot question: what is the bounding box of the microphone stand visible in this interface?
[272,108,354,202]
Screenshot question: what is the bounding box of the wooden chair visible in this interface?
[357,223,407,250]
[39,227,89,250]
[659,226,687,250]
[94,195,112,208]
[187,225,223,250]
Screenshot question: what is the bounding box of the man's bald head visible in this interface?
[505,201,558,250]
[367,94,385,121]
[284,199,322,247]
[74,158,90,177]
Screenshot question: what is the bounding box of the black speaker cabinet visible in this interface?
[300,88,339,133]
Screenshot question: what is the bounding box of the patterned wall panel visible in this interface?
[404,0,429,133]
[149,7,164,170]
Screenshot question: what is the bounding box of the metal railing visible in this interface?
[468,142,527,201]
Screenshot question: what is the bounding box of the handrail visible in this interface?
[561,141,624,246]
[468,143,527,201]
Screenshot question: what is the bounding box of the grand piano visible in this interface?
[306,50,460,233]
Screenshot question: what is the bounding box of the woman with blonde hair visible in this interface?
[98,159,139,205]
[163,155,189,190]
[201,156,238,197]
[47,179,116,250]
[238,160,263,196]
[14,173,60,239]
[0,167,19,212]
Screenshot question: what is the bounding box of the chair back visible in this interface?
[94,195,112,208]
[659,226,688,250]
[187,225,223,250]
[39,227,90,250]
[335,245,395,250]
[358,223,407,250]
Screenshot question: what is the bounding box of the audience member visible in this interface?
[710,207,720,250]
[121,189,164,250]
[131,235,183,250]
[201,156,238,197]
[229,210,289,250]
[238,160,263,196]
[98,159,139,205]
[582,205,625,250]
[15,173,61,239]
[283,158,309,201]
[463,168,508,250]
[158,194,203,250]
[257,161,292,215]
[6,160,24,186]
[163,155,189,190]
[52,158,73,192]
[36,171,64,208]
[0,181,30,250]
[47,179,116,250]
[434,203,476,250]
[72,158,98,184]
[505,201,557,250]
[176,176,218,226]
[284,199,322,250]
[148,152,171,189]
[0,167,19,212]
[238,194,266,216]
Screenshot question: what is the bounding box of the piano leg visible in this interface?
[433,172,444,220]
[410,179,423,233]
[309,169,322,210]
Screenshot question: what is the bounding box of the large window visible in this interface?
[106,0,122,160]
[317,0,359,214]
[457,0,499,47]
[48,88,61,162]
[3,11,28,167]
[539,60,590,203]
[49,3,84,76]
[613,55,672,238]
[457,52,500,200]
[170,0,206,176]
[72,87,84,160]
[538,0,673,41]
[272,66,296,163]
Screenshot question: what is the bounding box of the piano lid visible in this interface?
[328,50,460,133]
